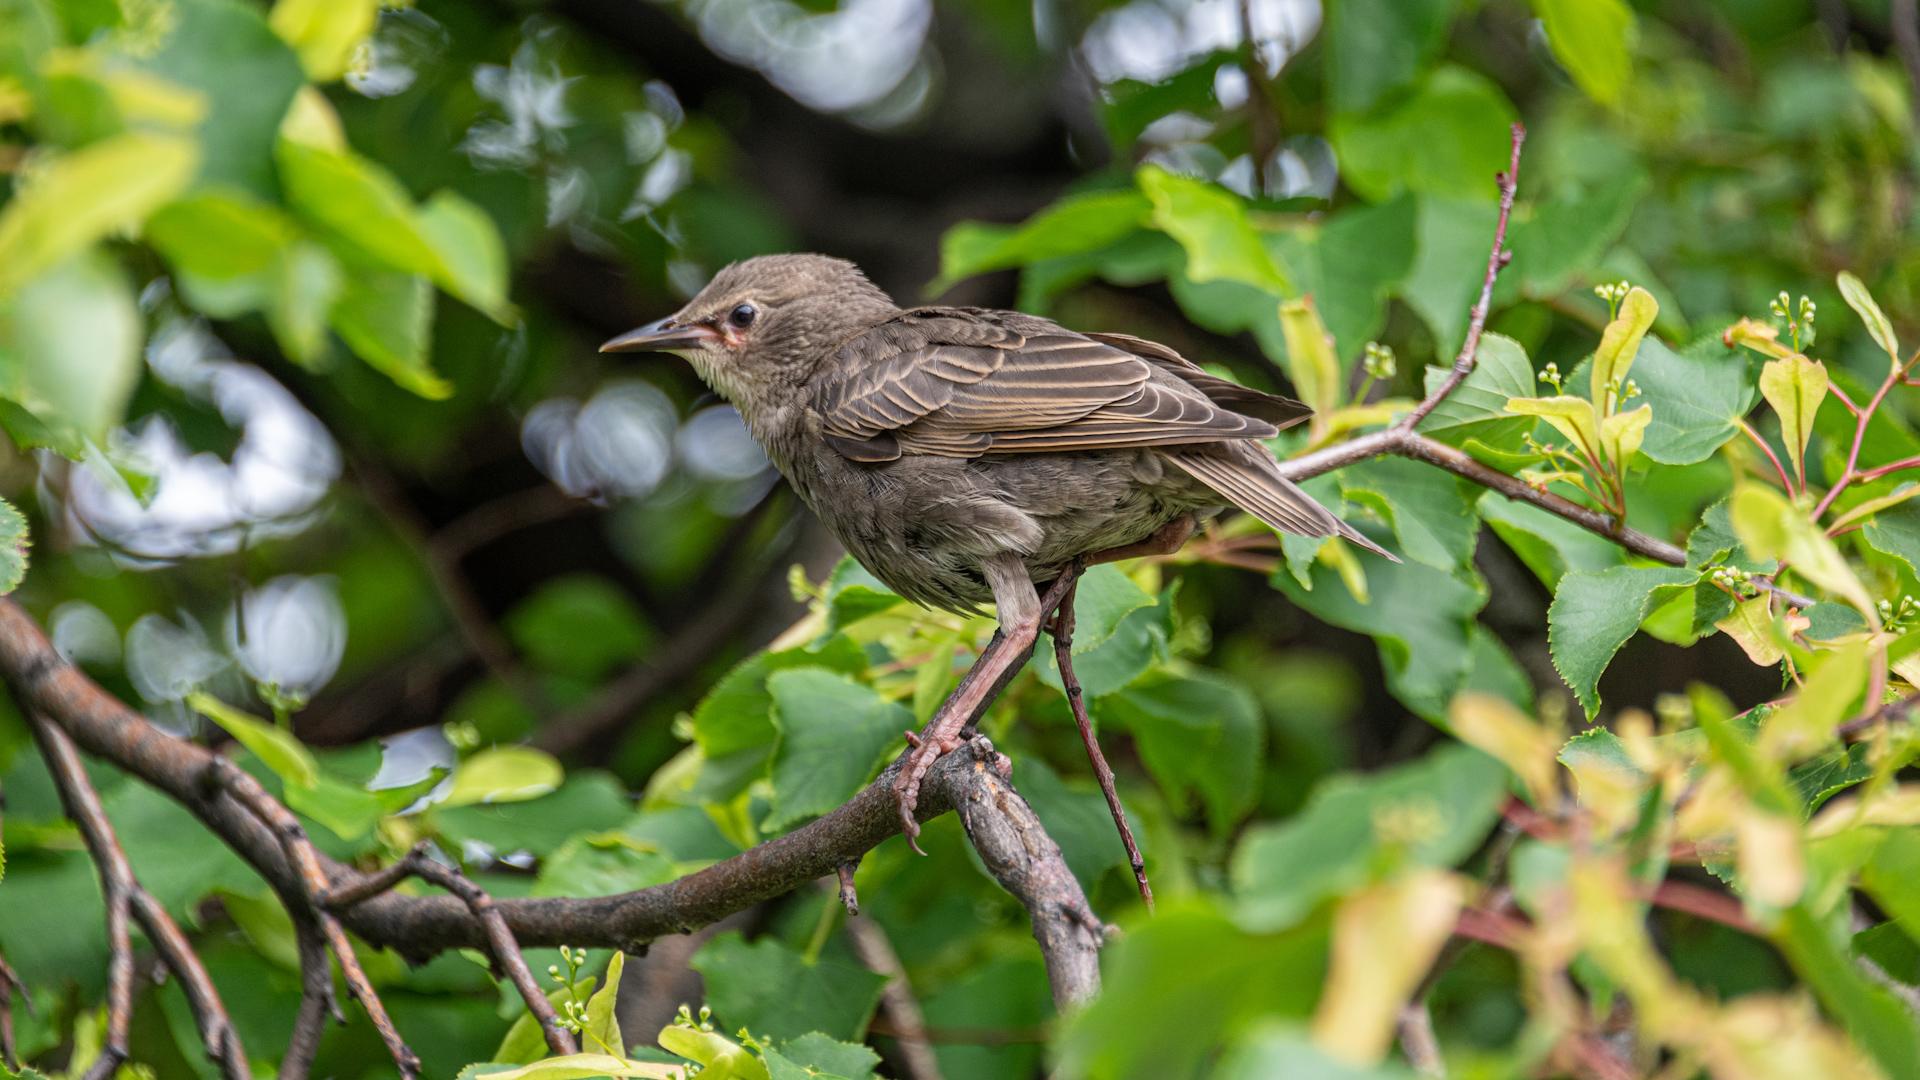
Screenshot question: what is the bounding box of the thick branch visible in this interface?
[0,600,1101,1010]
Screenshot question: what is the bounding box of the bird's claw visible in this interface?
[894,726,964,855]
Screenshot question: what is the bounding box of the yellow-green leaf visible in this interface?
[1311,870,1464,1065]
[443,746,564,806]
[1278,296,1341,438]
[187,691,320,789]
[583,952,626,1058]
[1758,642,1866,762]
[1715,594,1786,667]
[270,0,379,82]
[1601,403,1652,465]
[1448,692,1559,807]
[1506,395,1601,459]
[1590,285,1658,409]
[0,131,199,295]
[468,1054,686,1080]
[1730,485,1874,617]
[1838,270,1900,368]
[1758,355,1828,484]
[1828,483,1920,533]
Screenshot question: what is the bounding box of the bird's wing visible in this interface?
[1081,332,1312,430]
[816,309,1279,462]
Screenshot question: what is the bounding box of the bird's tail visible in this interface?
[1165,448,1400,562]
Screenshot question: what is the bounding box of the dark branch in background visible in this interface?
[0,951,23,1071]
[1893,0,1920,126]
[844,895,944,1080]
[26,714,248,1080]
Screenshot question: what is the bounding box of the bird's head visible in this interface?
[600,253,897,411]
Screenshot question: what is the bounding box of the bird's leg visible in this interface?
[1083,513,1196,565]
[1049,570,1154,912]
[892,553,1075,853]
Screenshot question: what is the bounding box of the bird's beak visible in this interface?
[598,317,716,354]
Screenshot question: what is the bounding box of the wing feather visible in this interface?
[815,311,1281,461]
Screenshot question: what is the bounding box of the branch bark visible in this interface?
[26,713,249,1080]
[0,599,1103,1016]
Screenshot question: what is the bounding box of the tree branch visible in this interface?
[27,713,249,1080]
[0,599,1103,1018]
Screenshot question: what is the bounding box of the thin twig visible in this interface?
[1398,1002,1446,1077]
[28,714,249,1079]
[203,756,422,1078]
[845,908,944,1080]
[0,951,21,1071]
[281,914,340,1080]
[1396,123,1526,432]
[835,862,861,916]
[325,844,578,1058]
[1051,571,1153,912]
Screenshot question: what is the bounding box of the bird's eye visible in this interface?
[727,303,757,328]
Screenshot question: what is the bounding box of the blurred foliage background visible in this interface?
[7,0,1920,1077]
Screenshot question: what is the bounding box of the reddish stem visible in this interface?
[1737,418,1797,495]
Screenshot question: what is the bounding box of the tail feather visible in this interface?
[1165,448,1401,563]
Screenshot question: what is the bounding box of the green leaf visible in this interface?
[443,746,564,807]
[1013,757,1149,891]
[0,251,141,451]
[1480,491,1623,590]
[1590,286,1657,408]
[505,575,654,682]
[1272,556,1484,720]
[772,1033,880,1080]
[933,189,1149,293]
[146,190,299,278]
[417,189,517,325]
[493,976,598,1065]
[276,140,441,274]
[692,635,867,761]
[1732,485,1874,615]
[0,496,28,595]
[692,932,888,1042]
[436,772,634,854]
[1530,0,1635,105]
[1865,500,1920,577]
[1055,903,1327,1080]
[1138,165,1291,295]
[268,0,377,82]
[656,1026,772,1080]
[1759,355,1829,485]
[1099,670,1263,834]
[533,834,676,897]
[763,669,907,832]
[331,268,448,399]
[1630,336,1758,465]
[1773,903,1920,1079]
[1547,565,1701,718]
[138,0,305,198]
[1338,457,1479,572]
[0,130,197,296]
[1415,332,1536,450]
[1838,270,1900,366]
[1033,583,1174,698]
[1231,744,1508,932]
[187,691,320,789]
[1066,564,1156,650]
[1323,0,1456,115]
[1330,66,1518,203]
[285,766,442,842]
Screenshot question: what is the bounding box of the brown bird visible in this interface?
[602,254,1392,875]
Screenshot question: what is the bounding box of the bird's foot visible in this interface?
[894,721,967,854]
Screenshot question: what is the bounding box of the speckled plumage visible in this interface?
[605,253,1385,616]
